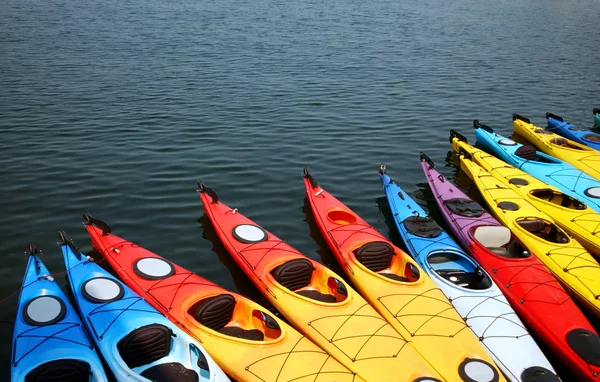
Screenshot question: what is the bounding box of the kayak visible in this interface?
[422,152,600,381]
[513,113,600,181]
[83,214,361,382]
[379,165,556,382]
[450,133,600,321]
[546,112,600,151]
[199,184,442,382]
[303,170,506,382]
[59,230,229,382]
[458,130,600,257]
[473,120,600,214]
[12,243,107,382]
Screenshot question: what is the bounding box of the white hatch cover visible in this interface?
[585,187,600,198]
[498,139,517,146]
[232,224,268,244]
[134,258,175,280]
[459,358,498,382]
[23,295,66,326]
[82,277,124,303]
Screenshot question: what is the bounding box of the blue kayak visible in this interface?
[12,243,107,382]
[546,112,600,151]
[59,231,230,382]
[473,120,600,214]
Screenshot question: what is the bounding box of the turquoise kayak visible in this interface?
[546,112,600,151]
[12,243,108,382]
[60,231,230,382]
[473,120,600,214]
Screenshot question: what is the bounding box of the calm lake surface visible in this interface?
[1,0,597,378]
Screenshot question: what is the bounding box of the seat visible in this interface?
[514,145,537,161]
[404,216,442,238]
[140,363,199,382]
[26,359,91,382]
[473,226,511,248]
[191,294,266,341]
[118,324,173,369]
[218,326,264,341]
[271,259,336,303]
[517,220,546,233]
[443,198,484,217]
[550,137,569,147]
[297,290,337,303]
[354,241,408,280]
[354,241,393,272]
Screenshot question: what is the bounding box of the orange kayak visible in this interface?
[302,169,505,382]
[84,213,363,382]
[198,183,443,382]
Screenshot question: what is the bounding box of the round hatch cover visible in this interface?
[82,277,124,303]
[498,201,519,211]
[232,224,268,244]
[498,139,517,146]
[23,295,66,326]
[584,187,600,199]
[509,178,529,186]
[134,258,175,280]
[458,358,499,382]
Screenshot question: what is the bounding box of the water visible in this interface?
[0,0,597,378]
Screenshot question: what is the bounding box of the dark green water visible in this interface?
[1,0,597,379]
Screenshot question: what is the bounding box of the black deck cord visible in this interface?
[545,112,564,122]
[420,152,435,168]
[197,181,219,203]
[473,120,494,133]
[58,231,82,260]
[83,212,112,236]
[302,167,318,188]
[449,129,468,144]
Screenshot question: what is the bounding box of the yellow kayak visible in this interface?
[451,132,600,319]
[303,171,505,382]
[513,114,600,181]
[452,131,600,257]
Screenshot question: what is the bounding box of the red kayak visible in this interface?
[198,183,444,382]
[421,152,600,381]
[83,213,363,382]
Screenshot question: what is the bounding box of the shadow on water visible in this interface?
[197,215,282,321]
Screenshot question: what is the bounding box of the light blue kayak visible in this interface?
[60,231,230,382]
[473,120,600,214]
[12,243,108,382]
[546,112,600,151]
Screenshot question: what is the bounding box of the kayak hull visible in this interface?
[303,174,507,382]
[513,114,600,181]
[199,188,440,382]
[11,253,107,382]
[547,114,600,151]
[423,157,600,381]
[61,236,229,382]
[85,219,361,382]
[474,125,600,214]
[380,167,556,382]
